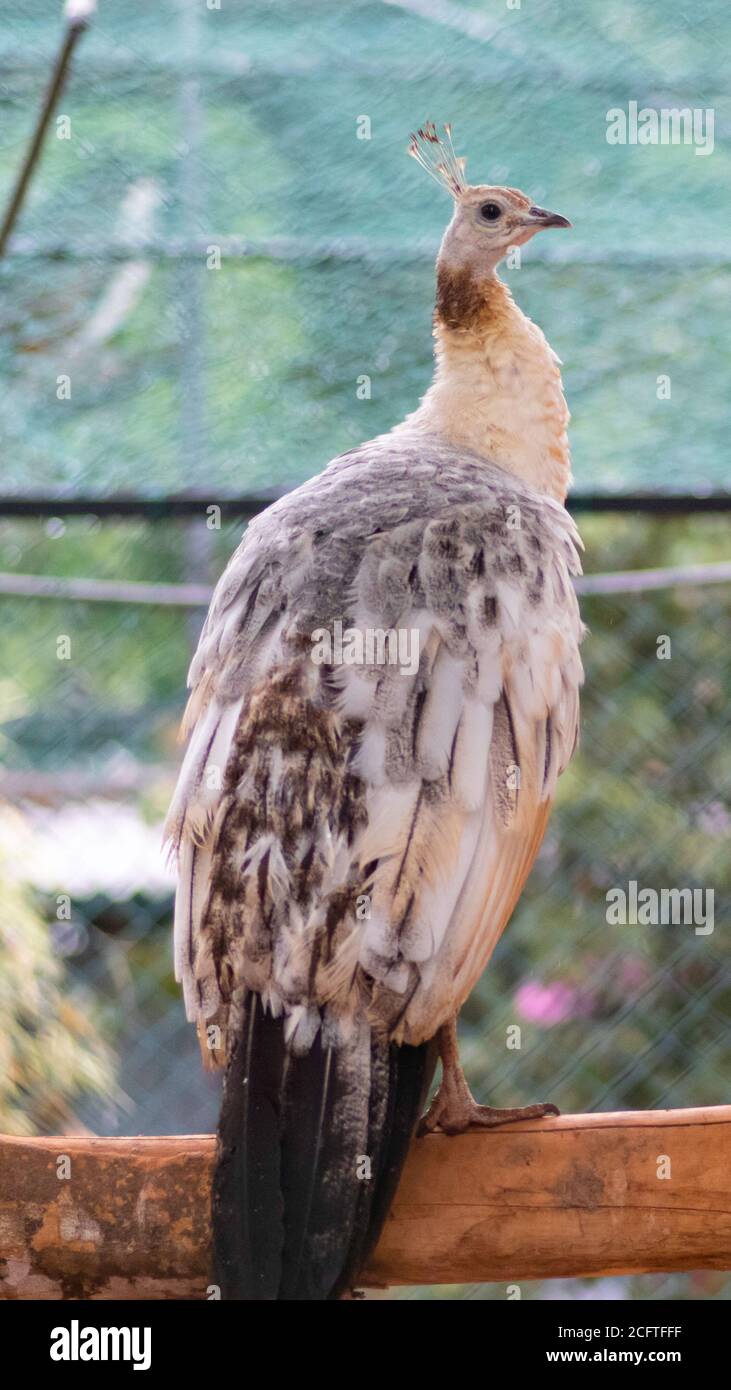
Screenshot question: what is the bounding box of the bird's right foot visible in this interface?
[418,1064,558,1137]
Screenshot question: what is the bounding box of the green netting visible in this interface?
[1,511,729,1302]
[0,0,729,494]
[0,0,729,1304]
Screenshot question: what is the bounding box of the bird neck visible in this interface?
[393,268,572,504]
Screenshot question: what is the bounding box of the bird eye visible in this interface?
[480,202,502,222]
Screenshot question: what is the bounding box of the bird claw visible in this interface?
[418,1080,559,1137]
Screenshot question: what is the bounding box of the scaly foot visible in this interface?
[418,1061,558,1136]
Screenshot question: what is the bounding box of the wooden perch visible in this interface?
[1,1106,730,1299]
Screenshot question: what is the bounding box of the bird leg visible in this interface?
[418,1016,559,1136]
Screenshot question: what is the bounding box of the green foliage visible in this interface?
[0,0,728,1298]
[463,515,730,1117]
[0,828,116,1135]
[0,0,729,492]
[1,514,727,1129]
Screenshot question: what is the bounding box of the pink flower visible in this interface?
[617,956,650,992]
[514,979,579,1027]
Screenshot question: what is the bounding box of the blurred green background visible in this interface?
[0,0,729,1302]
[0,0,729,494]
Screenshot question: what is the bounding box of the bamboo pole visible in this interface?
[0,2,96,258]
[1,1106,729,1299]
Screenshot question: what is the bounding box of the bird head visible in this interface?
[408,122,570,276]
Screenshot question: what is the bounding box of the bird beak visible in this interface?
[526,205,572,230]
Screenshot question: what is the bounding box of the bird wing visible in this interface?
[165,438,584,1063]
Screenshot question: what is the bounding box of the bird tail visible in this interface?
[212,991,437,1300]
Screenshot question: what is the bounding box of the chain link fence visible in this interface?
[0,0,729,1300]
[1,0,730,498]
[1,512,728,1300]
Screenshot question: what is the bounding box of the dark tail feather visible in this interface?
[212,993,286,1299]
[212,992,438,1300]
[329,1031,439,1299]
